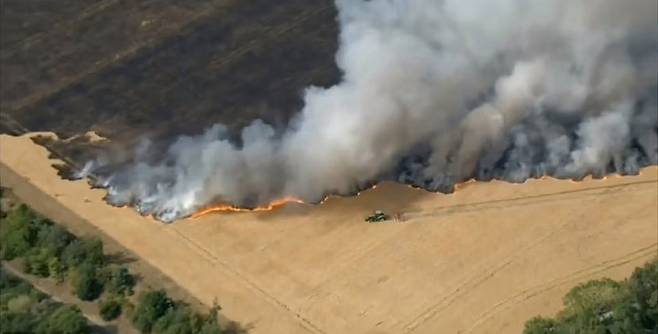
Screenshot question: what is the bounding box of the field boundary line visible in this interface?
[166,227,327,334]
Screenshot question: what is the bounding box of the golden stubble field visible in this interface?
[1,133,657,334]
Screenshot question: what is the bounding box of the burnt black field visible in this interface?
[1,0,340,163]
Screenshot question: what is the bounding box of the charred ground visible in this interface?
[1,0,339,162]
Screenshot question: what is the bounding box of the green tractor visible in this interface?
[365,210,389,223]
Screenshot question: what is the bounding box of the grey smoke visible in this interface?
[92,0,658,222]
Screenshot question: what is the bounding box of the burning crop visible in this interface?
[191,197,305,218]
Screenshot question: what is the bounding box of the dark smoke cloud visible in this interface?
[87,0,658,222]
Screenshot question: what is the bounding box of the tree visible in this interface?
[105,266,136,296]
[36,223,74,256]
[24,247,53,277]
[627,259,658,329]
[48,256,67,282]
[5,204,38,225]
[62,238,104,268]
[152,301,226,334]
[523,317,557,334]
[152,305,201,334]
[6,294,35,313]
[198,303,225,334]
[0,269,46,302]
[132,290,174,333]
[0,312,37,333]
[72,263,103,301]
[562,278,623,317]
[0,206,38,260]
[35,305,90,334]
[99,298,123,321]
[523,258,658,334]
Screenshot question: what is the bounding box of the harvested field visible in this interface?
[1,133,656,334]
[1,0,338,145]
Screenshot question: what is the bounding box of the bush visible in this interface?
[132,290,174,333]
[99,298,123,321]
[72,263,103,301]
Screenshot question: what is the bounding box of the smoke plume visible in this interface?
[90,0,658,222]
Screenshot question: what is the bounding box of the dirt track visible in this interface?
[1,133,656,334]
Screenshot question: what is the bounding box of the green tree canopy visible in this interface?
[24,247,54,277]
[0,312,38,333]
[132,290,175,333]
[62,238,105,268]
[524,258,658,334]
[36,223,74,256]
[35,305,90,334]
[152,305,202,334]
[0,205,39,260]
[105,266,136,296]
[198,303,224,334]
[99,298,122,321]
[72,262,103,301]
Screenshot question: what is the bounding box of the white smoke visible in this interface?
[94,0,658,222]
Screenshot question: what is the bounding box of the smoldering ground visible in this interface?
[80,0,658,222]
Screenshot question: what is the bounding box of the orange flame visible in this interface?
[191,170,638,219]
[191,184,380,218]
[191,197,305,219]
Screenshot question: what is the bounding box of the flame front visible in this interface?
[191,197,305,219]
[190,172,631,219]
[192,184,380,218]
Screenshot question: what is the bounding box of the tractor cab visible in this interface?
[365,210,389,223]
